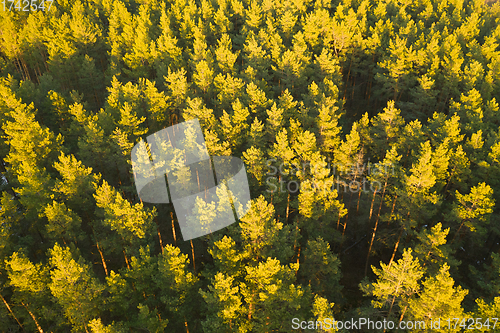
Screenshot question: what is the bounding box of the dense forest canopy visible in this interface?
[1,0,500,331]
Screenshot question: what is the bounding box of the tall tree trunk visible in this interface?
[171,211,177,246]
[337,189,345,230]
[123,249,130,269]
[154,217,164,253]
[387,194,398,227]
[92,227,108,276]
[399,304,408,323]
[388,228,404,267]
[451,220,466,244]
[190,240,196,274]
[356,188,362,213]
[1,294,24,332]
[248,293,255,321]
[366,178,389,275]
[365,189,378,276]
[21,302,43,333]
[285,192,290,223]
[368,188,377,221]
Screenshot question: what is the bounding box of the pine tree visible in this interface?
[208,235,243,277]
[451,182,495,244]
[314,49,342,84]
[265,102,284,143]
[315,83,343,155]
[407,264,468,325]
[370,100,405,160]
[311,294,336,332]
[242,32,271,82]
[200,273,248,333]
[375,36,417,101]
[219,99,250,151]
[182,97,217,131]
[302,8,334,53]
[298,153,346,241]
[248,116,265,149]
[154,4,183,76]
[239,195,294,264]
[365,248,424,319]
[164,67,189,118]
[245,81,270,118]
[107,0,134,76]
[301,237,342,300]
[242,146,265,186]
[214,73,245,110]
[94,180,157,262]
[413,223,458,275]
[2,94,63,174]
[77,113,114,183]
[474,297,500,332]
[365,146,402,275]
[104,246,168,331]
[154,244,200,332]
[241,258,308,332]
[5,251,54,332]
[48,243,104,332]
[215,33,239,75]
[193,60,214,95]
[88,318,128,333]
[43,201,85,244]
[426,112,464,150]
[52,152,101,215]
[389,141,441,265]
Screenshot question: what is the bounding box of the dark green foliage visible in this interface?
[1,0,500,331]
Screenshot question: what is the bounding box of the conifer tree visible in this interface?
[365,146,402,275]
[474,297,500,333]
[123,5,155,79]
[245,82,270,118]
[301,237,342,300]
[214,73,245,110]
[94,180,157,262]
[451,182,495,244]
[389,141,441,264]
[364,248,424,319]
[241,258,308,332]
[200,273,248,333]
[369,100,405,160]
[219,99,250,151]
[242,146,265,186]
[239,195,294,264]
[407,264,468,325]
[215,34,239,75]
[298,153,346,241]
[48,243,104,332]
[413,223,458,275]
[315,83,343,155]
[52,152,101,215]
[43,201,85,244]
[154,244,200,332]
[154,4,183,76]
[164,67,189,118]
[5,251,54,332]
[208,235,243,278]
